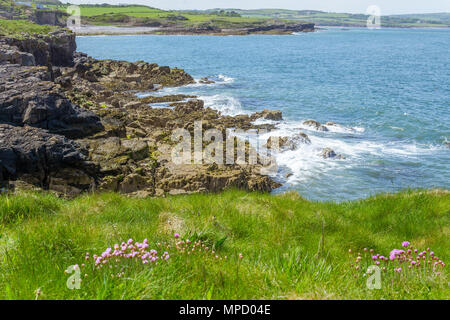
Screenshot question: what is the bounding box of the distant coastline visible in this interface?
[74,24,449,37]
[73,23,315,36]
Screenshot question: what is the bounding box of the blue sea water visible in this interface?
[77,28,450,201]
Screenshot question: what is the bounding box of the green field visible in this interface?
[51,4,271,28]
[0,19,57,37]
[0,189,448,299]
[50,5,450,28]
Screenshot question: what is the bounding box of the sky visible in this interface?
[63,0,450,15]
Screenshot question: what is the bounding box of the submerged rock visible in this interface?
[199,77,215,84]
[303,120,328,132]
[265,132,311,151]
[321,148,345,159]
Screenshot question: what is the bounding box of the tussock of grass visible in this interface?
[0,189,448,299]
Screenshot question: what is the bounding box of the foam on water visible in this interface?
[198,94,248,116]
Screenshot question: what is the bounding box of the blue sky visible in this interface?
[63,0,450,15]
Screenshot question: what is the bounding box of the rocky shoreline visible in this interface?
[75,23,315,36]
[0,29,284,197]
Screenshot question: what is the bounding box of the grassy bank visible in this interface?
[0,19,58,37]
[0,189,448,300]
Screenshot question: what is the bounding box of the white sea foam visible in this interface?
[217,74,235,83]
[233,113,443,185]
[190,74,235,87]
[198,94,249,116]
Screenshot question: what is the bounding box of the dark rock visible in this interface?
[0,43,35,66]
[0,64,103,139]
[199,77,215,84]
[3,31,76,67]
[303,120,328,131]
[252,109,283,121]
[321,147,345,159]
[0,124,90,188]
[265,132,310,151]
[248,23,315,33]
[33,10,66,27]
[172,99,205,114]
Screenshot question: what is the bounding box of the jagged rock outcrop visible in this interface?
[33,10,67,27]
[0,64,104,138]
[251,109,283,121]
[0,42,35,66]
[2,30,76,67]
[68,53,194,89]
[0,124,93,190]
[0,29,281,196]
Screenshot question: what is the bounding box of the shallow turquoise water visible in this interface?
[77,28,450,201]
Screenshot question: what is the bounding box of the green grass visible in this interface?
[0,19,58,37]
[50,4,273,28]
[0,189,448,299]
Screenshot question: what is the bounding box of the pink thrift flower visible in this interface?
[174,233,180,238]
[402,241,410,248]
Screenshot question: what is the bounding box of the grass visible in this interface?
[0,19,58,37]
[0,189,448,300]
[50,4,274,28]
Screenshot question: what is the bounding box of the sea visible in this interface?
[77,27,450,201]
